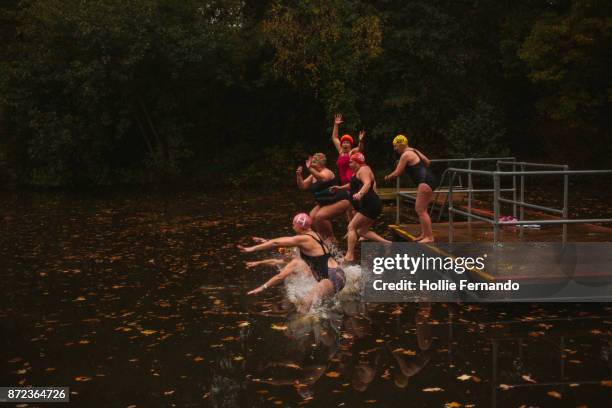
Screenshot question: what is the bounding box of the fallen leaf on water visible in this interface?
[163,390,174,395]
[233,356,244,362]
[75,376,92,382]
[193,356,204,362]
[78,340,90,345]
[499,384,513,390]
[375,339,385,343]
[445,402,462,408]
[457,374,471,381]
[141,330,157,336]
[237,321,250,328]
[601,379,612,387]
[589,329,602,335]
[325,371,340,378]
[73,296,86,302]
[522,374,537,383]
[547,391,562,399]
[422,387,444,392]
[271,324,287,331]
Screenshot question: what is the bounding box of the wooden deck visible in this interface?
[389,221,612,243]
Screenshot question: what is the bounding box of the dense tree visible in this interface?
[0,0,610,187]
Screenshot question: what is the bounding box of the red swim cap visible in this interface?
[340,134,353,145]
[350,152,365,165]
[292,213,312,229]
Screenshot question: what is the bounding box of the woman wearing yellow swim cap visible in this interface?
[385,135,438,243]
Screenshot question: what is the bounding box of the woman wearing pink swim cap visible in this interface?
[237,213,346,311]
[330,153,391,262]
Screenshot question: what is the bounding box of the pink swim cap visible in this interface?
[292,213,312,229]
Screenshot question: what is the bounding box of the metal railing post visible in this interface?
[395,175,400,225]
[493,172,500,244]
[563,165,569,245]
[449,171,455,243]
[519,164,525,239]
[467,159,473,224]
[512,162,517,218]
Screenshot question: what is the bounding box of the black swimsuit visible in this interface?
[310,177,349,206]
[349,173,383,220]
[299,233,346,293]
[404,150,437,190]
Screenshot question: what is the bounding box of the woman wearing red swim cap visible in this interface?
[238,213,346,312]
[331,153,391,262]
[331,113,365,185]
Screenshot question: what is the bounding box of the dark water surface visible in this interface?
[1,190,610,407]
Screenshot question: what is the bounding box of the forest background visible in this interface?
[0,0,610,188]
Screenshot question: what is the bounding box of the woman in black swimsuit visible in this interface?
[331,152,391,262]
[384,135,437,243]
[238,213,346,311]
[297,153,351,242]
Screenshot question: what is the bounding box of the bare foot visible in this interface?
[343,255,355,263]
[416,238,434,244]
[412,235,424,241]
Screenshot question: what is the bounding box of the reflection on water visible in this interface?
[1,190,610,407]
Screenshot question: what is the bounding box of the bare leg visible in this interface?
[345,213,370,262]
[358,230,391,244]
[415,184,434,243]
[314,200,351,242]
[310,205,333,239]
[301,279,334,312]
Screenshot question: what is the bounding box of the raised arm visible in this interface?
[296,166,314,190]
[247,261,297,295]
[384,152,411,181]
[352,130,365,153]
[331,114,343,154]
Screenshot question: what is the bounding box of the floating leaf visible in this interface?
[271,324,287,331]
[457,374,471,381]
[499,384,513,390]
[75,376,92,382]
[193,356,204,362]
[141,330,157,336]
[423,387,444,392]
[522,374,537,383]
[445,402,462,408]
[547,391,562,399]
[325,371,341,378]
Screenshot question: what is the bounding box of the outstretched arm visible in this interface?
[384,152,410,181]
[331,114,343,154]
[246,258,286,268]
[238,235,304,253]
[247,261,298,295]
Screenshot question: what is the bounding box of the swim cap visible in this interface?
[292,213,312,229]
[340,134,353,145]
[350,152,365,165]
[311,152,327,166]
[393,134,408,146]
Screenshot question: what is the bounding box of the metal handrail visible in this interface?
[447,167,612,244]
[395,157,516,224]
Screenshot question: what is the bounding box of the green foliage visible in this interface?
[447,101,509,159]
[0,0,610,188]
[518,0,612,124]
[262,0,383,126]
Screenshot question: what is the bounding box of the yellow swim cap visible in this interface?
[393,134,408,145]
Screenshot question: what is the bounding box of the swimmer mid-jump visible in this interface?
[331,152,391,262]
[238,213,346,311]
[296,153,350,242]
[384,135,437,243]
